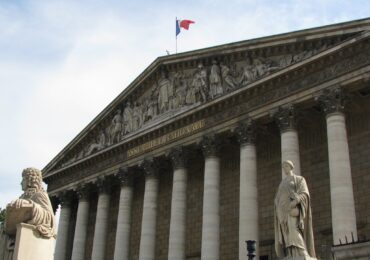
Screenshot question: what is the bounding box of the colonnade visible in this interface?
[54,87,358,259]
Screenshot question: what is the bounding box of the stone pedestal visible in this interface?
[13,223,55,260]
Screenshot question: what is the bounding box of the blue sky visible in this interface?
[0,0,369,209]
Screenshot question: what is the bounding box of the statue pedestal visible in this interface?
[12,223,55,260]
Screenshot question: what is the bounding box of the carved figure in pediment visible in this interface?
[293,49,314,63]
[209,60,223,99]
[108,109,123,145]
[145,88,158,122]
[239,57,256,86]
[264,58,280,73]
[221,63,237,92]
[76,148,85,160]
[171,72,184,109]
[185,81,196,105]
[158,70,172,113]
[253,57,269,78]
[123,102,133,134]
[132,102,143,131]
[192,63,208,103]
[279,54,294,68]
[86,129,106,155]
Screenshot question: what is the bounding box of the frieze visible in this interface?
[127,119,205,158]
[46,39,370,192]
[59,40,335,168]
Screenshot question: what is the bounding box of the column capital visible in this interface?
[272,104,297,133]
[235,119,257,145]
[49,196,60,214]
[200,134,221,158]
[168,146,188,170]
[114,167,133,187]
[140,157,159,178]
[315,87,348,115]
[57,190,74,208]
[94,176,113,194]
[75,184,91,201]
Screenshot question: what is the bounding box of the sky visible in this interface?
[0,0,369,211]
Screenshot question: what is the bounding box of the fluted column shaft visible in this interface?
[274,105,301,177]
[91,179,111,260]
[200,136,220,260]
[317,88,357,244]
[114,170,134,260]
[54,194,72,260]
[139,159,159,260]
[168,148,188,260]
[71,188,90,260]
[236,121,258,260]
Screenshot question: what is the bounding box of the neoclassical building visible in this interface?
[44,18,370,260]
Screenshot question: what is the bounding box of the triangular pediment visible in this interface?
[43,18,370,176]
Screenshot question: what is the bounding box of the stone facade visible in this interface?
[44,18,370,260]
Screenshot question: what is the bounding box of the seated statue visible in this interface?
[274,160,316,259]
[0,168,56,259]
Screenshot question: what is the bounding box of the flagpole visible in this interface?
[175,17,178,54]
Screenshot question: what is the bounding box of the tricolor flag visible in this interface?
[176,19,195,36]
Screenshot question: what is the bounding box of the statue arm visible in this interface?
[8,199,33,209]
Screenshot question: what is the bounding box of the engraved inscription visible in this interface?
[127,119,206,157]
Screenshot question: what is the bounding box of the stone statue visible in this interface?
[123,102,133,134]
[185,77,196,105]
[274,160,316,259]
[145,88,158,122]
[239,57,256,86]
[108,109,123,145]
[191,63,208,103]
[86,129,106,155]
[209,60,223,99]
[220,63,237,92]
[132,102,143,131]
[158,70,171,113]
[1,168,56,259]
[172,72,186,109]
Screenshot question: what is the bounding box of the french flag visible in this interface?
[176,19,195,36]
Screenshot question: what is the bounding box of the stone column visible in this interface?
[316,87,357,244]
[273,104,301,177]
[71,186,91,260]
[168,147,188,260]
[113,168,134,260]
[91,177,112,260]
[200,135,221,260]
[138,158,159,260]
[54,192,73,260]
[235,120,259,260]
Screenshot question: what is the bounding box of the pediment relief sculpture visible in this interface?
[62,41,332,167]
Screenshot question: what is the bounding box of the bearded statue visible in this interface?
[0,168,55,260]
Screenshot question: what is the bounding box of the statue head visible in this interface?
[21,167,43,192]
[282,160,294,175]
